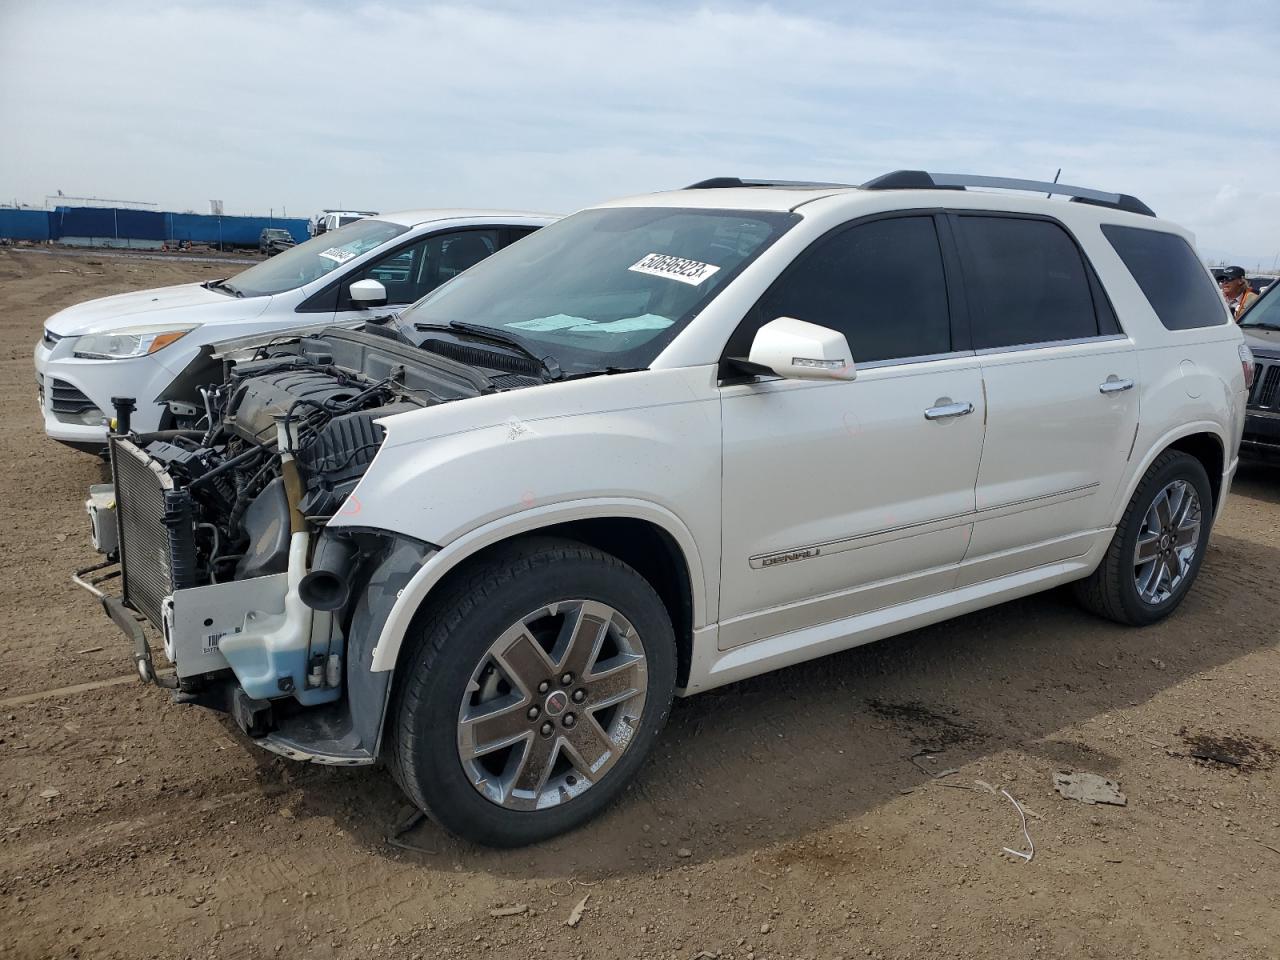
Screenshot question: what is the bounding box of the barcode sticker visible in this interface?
[318,247,357,265]
[628,252,720,286]
[204,632,226,653]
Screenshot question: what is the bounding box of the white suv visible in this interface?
[35,210,556,451]
[82,172,1248,846]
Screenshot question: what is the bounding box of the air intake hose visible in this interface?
[299,534,358,612]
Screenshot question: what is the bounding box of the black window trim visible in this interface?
[295,223,534,315]
[718,208,975,383]
[945,209,1127,355]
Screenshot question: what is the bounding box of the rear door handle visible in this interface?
[1099,377,1134,394]
[924,400,974,421]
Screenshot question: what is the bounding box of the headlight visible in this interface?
[73,324,199,360]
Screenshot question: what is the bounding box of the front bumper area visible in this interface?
[75,452,436,764]
[34,336,173,446]
[1242,408,1280,460]
[81,561,380,764]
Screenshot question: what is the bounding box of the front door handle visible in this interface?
[1099,377,1135,394]
[924,400,975,421]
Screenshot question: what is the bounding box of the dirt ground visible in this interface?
[1,246,1278,960]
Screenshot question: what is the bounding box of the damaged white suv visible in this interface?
[80,172,1249,846]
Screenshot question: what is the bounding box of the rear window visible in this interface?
[955,215,1101,350]
[1101,225,1226,330]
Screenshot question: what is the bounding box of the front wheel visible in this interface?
[388,537,676,846]
[1074,450,1213,626]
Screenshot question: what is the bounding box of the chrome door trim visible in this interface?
[748,481,1100,569]
[975,334,1129,357]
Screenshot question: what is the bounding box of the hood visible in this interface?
[1241,324,1280,359]
[44,282,273,336]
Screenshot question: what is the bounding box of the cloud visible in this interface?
[1,0,1276,263]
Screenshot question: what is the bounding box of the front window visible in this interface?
[225,219,408,297]
[397,207,798,374]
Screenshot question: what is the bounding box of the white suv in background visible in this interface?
[34,210,556,451]
[87,172,1247,846]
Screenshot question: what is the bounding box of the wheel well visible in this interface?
[539,519,695,687]
[1168,432,1224,510]
[422,519,696,687]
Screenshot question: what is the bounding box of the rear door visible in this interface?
[951,213,1139,584]
[717,213,986,649]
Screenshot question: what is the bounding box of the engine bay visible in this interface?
[133,327,488,590]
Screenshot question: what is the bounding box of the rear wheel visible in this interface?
[1074,450,1213,625]
[388,537,676,846]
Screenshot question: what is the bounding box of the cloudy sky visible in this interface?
[1,0,1277,265]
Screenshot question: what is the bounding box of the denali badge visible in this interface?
[754,547,821,569]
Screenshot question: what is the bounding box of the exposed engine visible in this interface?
[120,327,487,594]
[82,322,547,745]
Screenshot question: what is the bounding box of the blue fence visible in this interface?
[165,213,310,246]
[0,209,52,241]
[0,207,311,248]
[53,207,166,241]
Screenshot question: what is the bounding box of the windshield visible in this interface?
[397,207,798,374]
[1241,286,1279,328]
[228,218,408,297]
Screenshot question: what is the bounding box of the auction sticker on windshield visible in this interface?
[318,247,358,265]
[628,252,720,286]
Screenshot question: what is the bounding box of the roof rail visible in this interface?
[685,177,856,190]
[861,170,1155,217]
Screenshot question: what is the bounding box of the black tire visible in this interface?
[387,536,676,847]
[1073,450,1213,626]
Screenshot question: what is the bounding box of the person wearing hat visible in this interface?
[1218,266,1258,321]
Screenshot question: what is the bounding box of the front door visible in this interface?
[717,214,986,650]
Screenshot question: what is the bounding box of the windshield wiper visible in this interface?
[413,321,563,380]
[1242,321,1280,332]
[204,278,244,298]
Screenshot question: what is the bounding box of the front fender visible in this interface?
[326,366,723,672]
[363,497,710,672]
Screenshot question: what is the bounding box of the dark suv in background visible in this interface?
[1241,283,1280,459]
[258,228,295,257]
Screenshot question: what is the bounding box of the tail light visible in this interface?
[1240,343,1255,390]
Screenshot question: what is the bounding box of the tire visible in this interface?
[387,536,676,846]
[1073,450,1213,626]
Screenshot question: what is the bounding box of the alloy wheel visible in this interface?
[1133,479,1202,605]
[456,600,648,810]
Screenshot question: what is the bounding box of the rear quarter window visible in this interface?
[1101,225,1227,330]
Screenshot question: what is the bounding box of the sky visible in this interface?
[1,0,1277,266]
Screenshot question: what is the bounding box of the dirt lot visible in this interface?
[1,246,1278,960]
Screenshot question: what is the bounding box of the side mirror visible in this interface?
[747,316,856,381]
[349,278,388,308]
